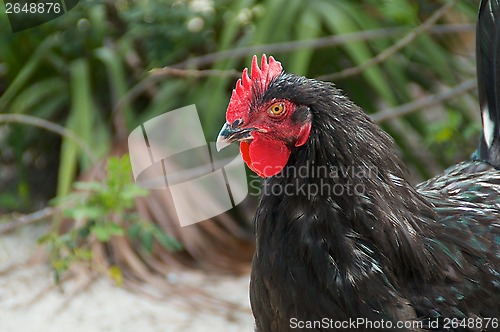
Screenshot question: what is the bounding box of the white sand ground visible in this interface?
[0,224,254,332]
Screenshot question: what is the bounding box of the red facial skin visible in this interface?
[224,55,311,178]
[237,99,311,178]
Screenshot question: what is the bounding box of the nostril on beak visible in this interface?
[216,122,232,152]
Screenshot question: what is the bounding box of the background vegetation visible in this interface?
[0,0,482,291]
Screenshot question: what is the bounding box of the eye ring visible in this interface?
[268,102,285,117]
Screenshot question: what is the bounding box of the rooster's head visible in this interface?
[217,55,312,178]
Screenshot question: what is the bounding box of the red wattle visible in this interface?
[240,138,290,178]
[240,141,252,167]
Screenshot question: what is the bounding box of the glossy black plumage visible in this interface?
[474,0,500,167]
[249,2,500,331]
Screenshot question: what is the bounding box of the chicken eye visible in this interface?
[268,102,285,117]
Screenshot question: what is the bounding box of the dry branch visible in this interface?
[372,79,477,123]
[316,0,459,81]
[0,207,55,234]
[173,24,473,70]
[0,114,98,163]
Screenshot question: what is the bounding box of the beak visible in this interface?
[216,120,255,152]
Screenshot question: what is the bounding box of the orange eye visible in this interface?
[268,102,285,117]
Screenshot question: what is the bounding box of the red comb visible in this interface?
[226,55,283,123]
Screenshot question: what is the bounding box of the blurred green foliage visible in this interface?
[0,0,481,212]
[39,155,182,282]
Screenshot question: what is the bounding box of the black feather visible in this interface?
[474,0,500,167]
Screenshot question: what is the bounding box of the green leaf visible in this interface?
[57,59,95,197]
[95,47,134,129]
[74,248,93,260]
[140,229,154,253]
[0,36,58,109]
[127,223,141,239]
[10,77,66,115]
[289,9,321,75]
[92,223,124,242]
[37,232,57,245]
[108,223,125,236]
[70,206,104,220]
[316,1,396,105]
[73,181,106,192]
[121,185,148,200]
[154,231,183,252]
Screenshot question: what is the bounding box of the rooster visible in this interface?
[216,2,500,331]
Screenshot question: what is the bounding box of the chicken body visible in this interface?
[248,75,500,331]
[217,1,500,331]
